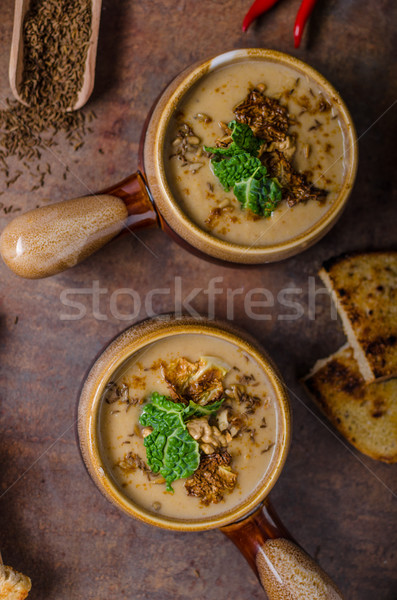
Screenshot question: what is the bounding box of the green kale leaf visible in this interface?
[204,121,260,157]
[234,167,282,217]
[139,392,200,492]
[211,153,262,191]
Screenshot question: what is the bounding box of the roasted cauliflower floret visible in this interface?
[184,450,237,505]
[161,356,228,405]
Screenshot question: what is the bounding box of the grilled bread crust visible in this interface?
[319,251,397,382]
[304,345,397,463]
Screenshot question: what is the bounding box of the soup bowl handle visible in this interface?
[221,499,344,599]
[0,171,159,279]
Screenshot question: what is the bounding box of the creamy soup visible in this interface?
[98,334,280,521]
[165,58,347,247]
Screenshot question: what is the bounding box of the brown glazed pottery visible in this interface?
[0,49,357,279]
[77,315,345,599]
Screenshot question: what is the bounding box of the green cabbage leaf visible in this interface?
[204,120,261,157]
[183,398,225,419]
[234,167,282,217]
[204,120,282,217]
[211,153,262,191]
[139,392,200,492]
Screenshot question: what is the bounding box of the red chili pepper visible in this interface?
[242,0,281,32]
[294,0,319,48]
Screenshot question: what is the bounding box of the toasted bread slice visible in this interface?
[0,565,31,600]
[304,344,397,463]
[319,251,397,382]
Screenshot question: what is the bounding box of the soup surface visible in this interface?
[165,58,347,247]
[98,334,280,521]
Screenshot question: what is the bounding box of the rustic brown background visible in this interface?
[0,1,396,598]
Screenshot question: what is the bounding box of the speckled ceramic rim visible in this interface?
[77,315,291,532]
[144,48,358,264]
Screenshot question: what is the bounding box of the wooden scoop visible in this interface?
[9,0,103,110]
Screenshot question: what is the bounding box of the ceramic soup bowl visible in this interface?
[1,49,357,278]
[77,315,344,599]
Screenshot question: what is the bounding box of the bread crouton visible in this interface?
[0,565,31,600]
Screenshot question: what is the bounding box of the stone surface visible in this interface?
[0,1,396,599]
